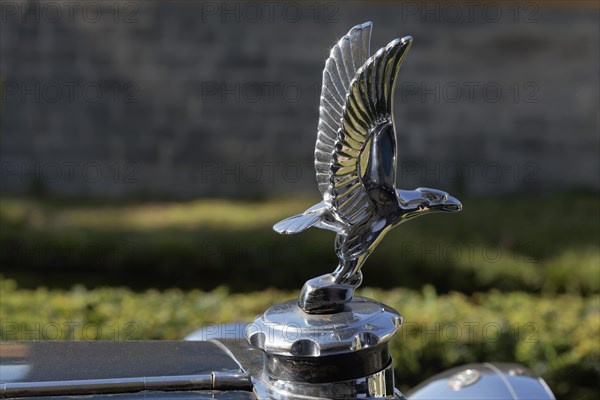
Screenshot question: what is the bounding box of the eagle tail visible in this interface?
[273,204,326,235]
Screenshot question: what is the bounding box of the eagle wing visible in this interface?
[315,22,371,194]
[315,24,413,226]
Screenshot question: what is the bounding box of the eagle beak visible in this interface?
[441,195,462,212]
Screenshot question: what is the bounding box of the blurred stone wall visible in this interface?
[1,1,598,198]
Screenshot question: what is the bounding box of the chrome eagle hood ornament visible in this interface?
[238,23,555,400]
[274,22,462,313]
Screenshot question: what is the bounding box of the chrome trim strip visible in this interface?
[0,372,251,398]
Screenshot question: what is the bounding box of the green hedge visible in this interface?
[1,279,598,400]
[1,193,599,295]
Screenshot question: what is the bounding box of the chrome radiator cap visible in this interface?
[246,298,403,398]
[247,297,402,357]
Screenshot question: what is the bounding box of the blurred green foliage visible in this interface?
[1,192,598,294]
[1,279,598,399]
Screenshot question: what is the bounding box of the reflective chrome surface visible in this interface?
[406,363,556,400]
[245,297,404,399]
[272,21,462,314]
[254,360,400,400]
[0,372,250,398]
[246,297,402,357]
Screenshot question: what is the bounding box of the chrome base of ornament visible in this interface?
[298,273,356,314]
[252,359,404,400]
[245,296,404,399]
